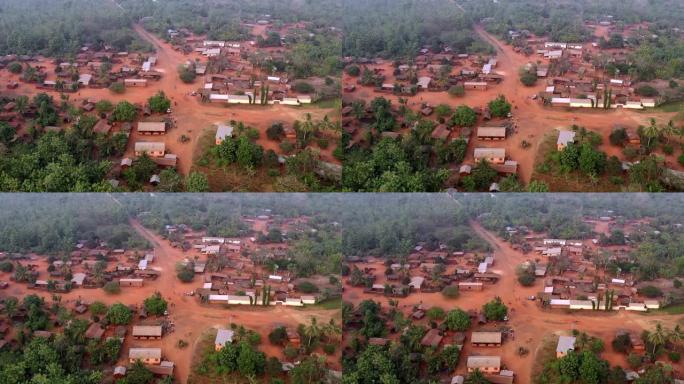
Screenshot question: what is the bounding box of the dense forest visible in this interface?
[0,194,148,254]
[0,0,151,56]
[342,0,491,59]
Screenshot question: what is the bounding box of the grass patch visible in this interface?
[295,297,341,311]
[315,97,342,110]
[190,127,278,192]
[652,100,684,113]
[646,303,684,315]
[531,334,560,384]
[530,130,624,192]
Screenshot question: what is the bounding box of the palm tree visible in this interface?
[643,118,661,149]
[305,317,322,348]
[465,369,489,384]
[661,120,676,144]
[648,323,668,357]
[322,319,341,342]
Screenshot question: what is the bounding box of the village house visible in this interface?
[556,336,576,358]
[471,332,503,347]
[119,278,144,287]
[459,282,484,291]
[464,81,488,90]
[134,142,166,157]
[467,356,501,374]
[128,348,162,365]
[420,328,443,348]
[132,325,163,340]
[137,122,167,135]
[215,124,234,145]
[474,148,506,164]
[477,127,507,141]
[124,79,147,87]
[214,329,235,351]
[556,131,576,151]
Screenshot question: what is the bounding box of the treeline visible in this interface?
[0,0,151,56]
[340,194,490,257]
[465,0,592,42]
[0,194,148,255]
[342,0,490,59]
[122,0,342,40]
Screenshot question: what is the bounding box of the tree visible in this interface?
[444,309,471,331]
[178,65,196,83]
[105,303,132,325]
[610,127,628,146]
[158,168,183,192]
[126,360,154,384]
[8,62,22,74]
[112,101,137,122]
[648,323,668,357]
[266,123,285,140]
[451,105,477,127]
[426,306,446,321]
[527,180,549,192]
[94,100,114,115]
[269,326,288,345]
[237,342,266,376]
[143,292,168,316]
[483,297,508,321]
[176,262,195,282]
[186,172,210,192]
[520,70,538,86]
[488,95,512,118]
[148,91,171,113]
[346,65,361,76]
[290,355,327,384]
[89,301,107,317]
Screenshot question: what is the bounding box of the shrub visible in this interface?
[609,128,627,146]
[518,273,535,286]
[674,279,682,288]
[638,285,663,298]
[0,261,14,273]
[663,144,674,155]
[323,344,336,355]
[636,85,659,97]
[103,281,120,294]
[679,154,684,166]
[269,326,288,345]
[345,65,360,76]
[279,141,295,154]
[293,81,315,94]
[266,123,284,140]
[426,307,446,321]
[283,344,299,359]
[520,71,537,86]
[8,62,22,74]
[669,351,681,362]
[296,281,319,293]
[109,82,125,94]
[441,285,459,298]
[448,85,465,97]
[176,263,195,282]
[178,65,196,83]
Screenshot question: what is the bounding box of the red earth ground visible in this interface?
[344,222,684,381]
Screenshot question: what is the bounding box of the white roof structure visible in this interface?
[557,131,576,147]
[467,356,501,369]
[138,259,147,270]
[215,329,235,346]
[215,125,234,141]
[129,348,161,360]
[409,276,425,289]
[556,336,576,355]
